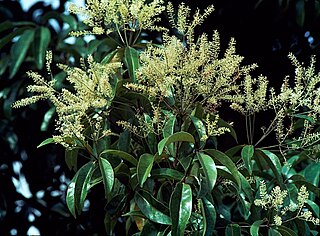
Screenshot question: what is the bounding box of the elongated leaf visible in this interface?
[66,162,94,217]
[65,148,78,171]
[0,21,13,33]
[0,27,31,50]
[276,225,298,236]
[99,158,114,198]
[170,183,192,236]
[257,150,283,183]
[241,145,254,175]
[204,149,241,188]
[250,219,265,236]
[201,198,216,236]
[135,192,171,225]
[9,29,35,78]
[141,220,159,236]
[198,152,217,192]
[225,224,241,236]
[163,116,176,156]
[150,168,184,181]
[268,228,282,236]
[158,131,195,155]
[40,107,55,131]
[37,137,55,148]
[100,149,137,166]
[190,115,207,146]
[124,46,139,82]
[144,114,157,154]
[137,153,154,187]
[101,49,118,64]
[33,26,51,69]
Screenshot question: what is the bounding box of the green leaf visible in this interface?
[61,14,77,30]
[204,149,241,188]
[37,137,55,148]
[296,0,305,27]
[218,118,238,142]
[141,220,159,236]
[124,46,140,82]
[241,145,254,175]
[256,150,283,183]
[144,114,157,154]
[225,224,241,236]
[291,113,315,123]
[118,129,131,152]
[163,116,176,156]
[134,192,171,225]
[137,153,154,187]
[0,21,13,33]
[201,197,216,236]
[268,228,282,236]
[198,152,217,192]
[65,148,78,171]
[101,49,119,64]
[99,157,114,198]
[66,162,94,217]
[150,168,184,181]
[250,219,265,236]
[9,29,35,78]
[100,149,137,166]
[40,107,55,131]
[170,183,192,236]
[0,27,31,51]
[190,115,207,146]
[276,225,298,236]
[33,26,51,69]
[158,131,195,155]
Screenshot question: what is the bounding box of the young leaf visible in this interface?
[37,137,55,148]
[134,192,171,225]
[198,152,217,192]
[241,145,254,175]
[9,29,35,78]
[66,162,94,217]
[124,46,140,82]
[33,26,51,69]
[170,183,192,236]
[137,153,154,187]
[158,131,195,155]
[99,157,114,198]
[201,197,216,236]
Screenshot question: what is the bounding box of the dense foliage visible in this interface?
[1,0,320,235]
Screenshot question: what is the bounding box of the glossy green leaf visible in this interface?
[66,162,94,217]
[99,157,114,198]
[239,172,254,202]
[268,228,282,236]
[250,219,265,236]
[65,148,78,171]
[163,116,176,156]
[204,149,241,188]
[33,26,51,69]
[190,115,207,146]
[150,168,184,181]
[198,152,217,192]
[158,131,195,155]
[9,29,35,78]
[134,192,171,225]
[101,49,118,64]
[201,197,216,236]
[276,225,298,236]
[170,183,192,236]
[124,46,139,82]
[37,137,55,148]
[218,118,238,142]
[241,145,254,175]
[100,149,137,166]
[225,224,241,236]
[257,150,283,183]
[137,153,154,187]
[0,27,31,51]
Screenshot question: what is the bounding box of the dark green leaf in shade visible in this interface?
[40,107,55,131]
[268,228,282,236]
[134,192,171,225]
[201,197,216,236]
[218,118,238,142]
[241,145,254,175]
[250,219,265,236]
[0,27,31,51]
[99,157,114,198]
[158,131,195,155]
[137,153,154,187]
[101,49,119,64]
[225,224,241,236]
[9,29,35,78]
[256,149,283,183]
[100,149,137,166]
[198,152,217,192]
[296,0,305,27]
[65,148,78,171]
[276,225,298,236]
[190,115,207,147]
[66,162,94,218]
[163,116,176,156]
[118,129,131,152]
[170,183,192,236]
[37,137,55,148]
[140,220,159,236]
[33,26,51,69]
[150,168,184,181]
[124,46,140,82]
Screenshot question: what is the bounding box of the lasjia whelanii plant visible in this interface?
[12,0,320,235]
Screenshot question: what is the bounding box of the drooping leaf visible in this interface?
[99,157,114,198]
[241,145,254,175]
[9,29,35,78]
[225,224,241,236]
[37,137,55,148]
[198,152,217,192]
[150,168,184,181]
[66,162,94,217]
[101,48,119,64]
[158,131,195,155]
[134,192,171,225]
[201,197,216,236]
[124,46,140,82]
[65,148,78,171]
[250,219,265,236]
[170,183,192,236]
[100,149,137,166]
[0,27,31,51]
[256,150,283,184]
[137,153,154,187]
[204,149,241,188]
[33,26,51,69]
